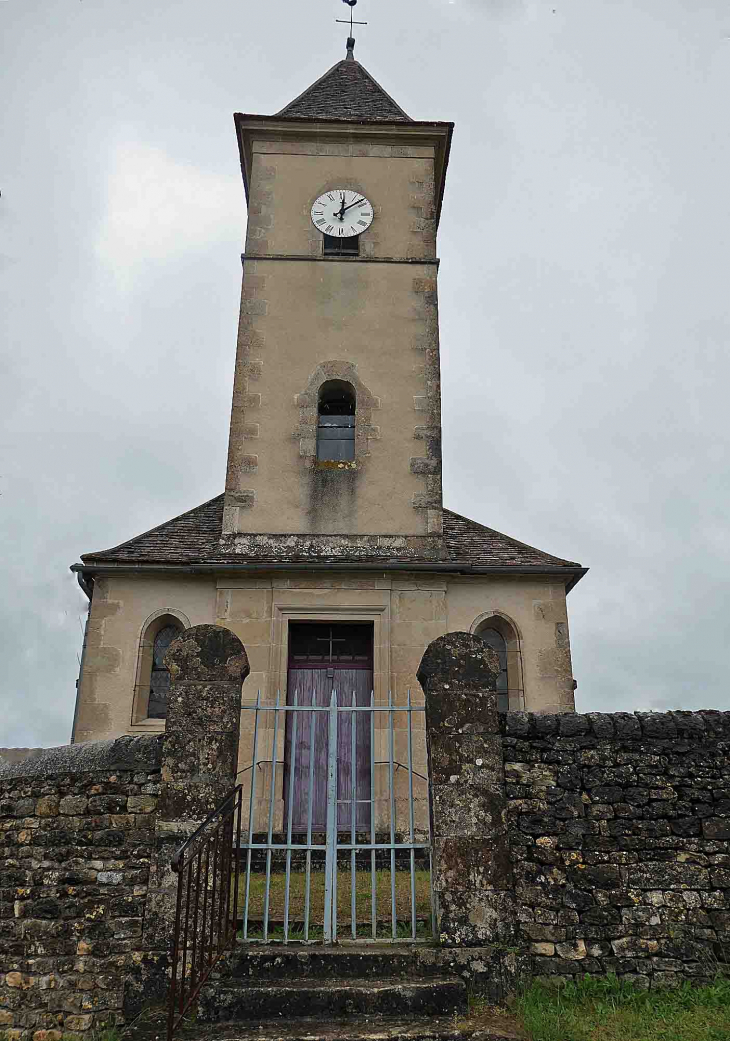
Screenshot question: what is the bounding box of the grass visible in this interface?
[236,868,432,934]
[512,975,730,1041]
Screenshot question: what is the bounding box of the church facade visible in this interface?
[71,47,586,780]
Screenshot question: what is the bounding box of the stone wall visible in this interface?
[0,736,163,1040]
[504,710,730,988]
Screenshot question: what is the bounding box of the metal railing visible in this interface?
[167,786,243,1041]
[238,689,434,944]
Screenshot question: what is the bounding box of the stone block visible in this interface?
[437,888,517,948]
[126,796,155,815]
[505,763,558,787]
[35,799,59,819]
[428,734,503,784]
[96,873,122,885]
[64,1015,92,1031]
[431,783,507,840]
[555,940,587,961]
[433,836,512,892]
[610,937,659,957]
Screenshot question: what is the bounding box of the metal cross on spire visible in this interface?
[336,0,367,60]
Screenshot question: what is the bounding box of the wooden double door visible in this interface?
[285,623,373,833]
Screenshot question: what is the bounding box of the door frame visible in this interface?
[271,602,391,709]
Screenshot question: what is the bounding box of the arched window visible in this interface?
[317,381,356,462]
[148,624,181,719]
[478,628,509,714]
[475,615,523,713]
[132,614,186,723]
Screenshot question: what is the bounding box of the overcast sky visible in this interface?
[1,0,728,747]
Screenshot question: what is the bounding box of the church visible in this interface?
[70,42,586,784]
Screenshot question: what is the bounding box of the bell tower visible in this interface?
[222,45,453,561]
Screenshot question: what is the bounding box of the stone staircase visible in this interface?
[197,946,525,1041]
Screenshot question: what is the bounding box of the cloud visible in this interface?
[2,0,730,751]
[427,0,527,19]
[95,139,241,290]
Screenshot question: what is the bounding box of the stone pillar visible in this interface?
[417,632,519,995]
[159,624,250,820]
[134,626,249,1015]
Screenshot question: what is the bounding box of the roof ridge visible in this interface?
[443,507,581,568]
[80,493,225,562]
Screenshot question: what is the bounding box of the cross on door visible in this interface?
[316,627,348,663]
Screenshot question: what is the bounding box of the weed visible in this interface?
[516,974,730,1041]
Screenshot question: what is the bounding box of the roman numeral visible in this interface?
[314,210,323,215]
[326,225,334,234]
[316,218,326,225]
[357,219,367,226]
[339,227,344,235]
[361,213,371,217]
[327,193,334,201]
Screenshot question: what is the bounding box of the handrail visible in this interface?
[167,785,243,1041]
[170,785,240,872]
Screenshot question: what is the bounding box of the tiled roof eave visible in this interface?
[73,560,586,577]
[235,113,453,128]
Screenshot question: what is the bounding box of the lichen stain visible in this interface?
[306,463,360,535]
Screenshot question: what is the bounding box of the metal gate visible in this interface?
[238,689,434,944]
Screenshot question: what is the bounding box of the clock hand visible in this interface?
[341,197,366,214]
[336,193,347,220]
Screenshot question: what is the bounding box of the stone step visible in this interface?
[198,977,468,1022]
[223,944,437,981]
[182,1015,526,1041]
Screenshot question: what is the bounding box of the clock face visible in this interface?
[311,190,374,238]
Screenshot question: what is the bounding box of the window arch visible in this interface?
[132,612,187,723]
[317,380,356,462]
[473,614,524,713]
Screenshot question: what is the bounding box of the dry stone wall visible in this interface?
[503,710,730,988]
[0,736,163,1040]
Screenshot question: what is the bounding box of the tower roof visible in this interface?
[277,56,412,123]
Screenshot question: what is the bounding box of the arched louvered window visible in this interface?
[147,623,182,719]
[317,380,356,462]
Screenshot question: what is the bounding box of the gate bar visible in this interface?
[242,690,261,940]
[350,689,357,939]
[407,688,417,939]
[305,692,316,941]
[324,690,338,941]
[370,690,376,940]
[284,690,299,942]
[262,691,281,942]
[388,689,397,939]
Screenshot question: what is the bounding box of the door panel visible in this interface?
[286,669,372,833]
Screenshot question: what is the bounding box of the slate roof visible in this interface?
[79,495,582,577]
[277,58,411,123]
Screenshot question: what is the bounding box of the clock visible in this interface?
[311,190,374,238]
